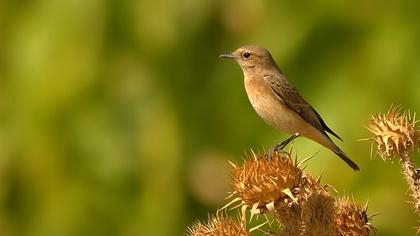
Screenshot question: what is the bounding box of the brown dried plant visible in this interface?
[366,105,420,215]
[367,105,419,160]
[335,198,374,236]
[187,212,250,236]
[226,150,303,217]
[202,150,376,236]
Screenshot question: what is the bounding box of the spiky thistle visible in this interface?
[189,149,376,235]
[224,150,307,219]
[300,190,337,236]
[335,198,376,236]
[187,213,250,236]
[367,105,419,160]
[366,105,420,215]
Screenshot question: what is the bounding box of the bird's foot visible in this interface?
[267,146,289,161]
[275,133,301,151]
[268,133,301,160]
[267,148,276,161]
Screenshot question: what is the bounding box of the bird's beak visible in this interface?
[219,53,235,59]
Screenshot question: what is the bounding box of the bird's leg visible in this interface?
[267,133,300,160]
[272,133,301,152]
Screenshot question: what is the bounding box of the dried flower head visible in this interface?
[367,105,419,160]
[274,173,330,234]
[187,213,250,236]
[225,150,303,216]
[335,198,375,236]
[301,190,336,236]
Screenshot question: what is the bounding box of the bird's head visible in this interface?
[219,45,277,72]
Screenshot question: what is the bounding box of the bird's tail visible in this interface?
[331,145,360,171]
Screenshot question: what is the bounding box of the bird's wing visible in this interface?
[263,73,342,140]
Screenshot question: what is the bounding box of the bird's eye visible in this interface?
[242,52,251,59]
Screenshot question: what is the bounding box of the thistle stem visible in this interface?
[400,154,420,216]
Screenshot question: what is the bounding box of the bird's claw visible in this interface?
[267,133,301,160]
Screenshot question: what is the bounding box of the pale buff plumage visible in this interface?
[220,45,359,171]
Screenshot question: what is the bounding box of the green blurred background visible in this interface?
[1,0,420,235]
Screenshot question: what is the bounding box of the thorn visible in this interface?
[249,203,259,223]
[241,205,247,227]
[326,184,339,193]
[266,201,276,212]
[282,188,298,203]
[221,197,243,211]
[363,198,369,211]
[264,214,273,227]
[250,149,258,160]
[369,141,375,160]
[316,169,325,183]
[249,221,268,233]
[228,160,237,168]
[224,192,236,200]
[289,141,294,153]
[369,211,383,219]
[297,151,318,168]
[357,137,374,141]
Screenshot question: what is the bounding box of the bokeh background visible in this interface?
[1,0,420,235]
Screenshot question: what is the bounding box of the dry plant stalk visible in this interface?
[188,150,375,235]
[367,105,420,214]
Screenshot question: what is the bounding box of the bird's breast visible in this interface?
[244,75,308,135]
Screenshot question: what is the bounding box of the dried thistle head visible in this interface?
[335,198,375,236]
[301,190,336,236]
[367,105,419,160]
[187,213,250,236]
[272,173,321,236]
[225,150,303,216]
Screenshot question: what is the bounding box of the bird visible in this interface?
[219,45,359,171]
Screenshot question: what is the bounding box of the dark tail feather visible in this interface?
[311,107,343,141]
[332,146,360,171]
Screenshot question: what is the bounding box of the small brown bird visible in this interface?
[220,45,359,171]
